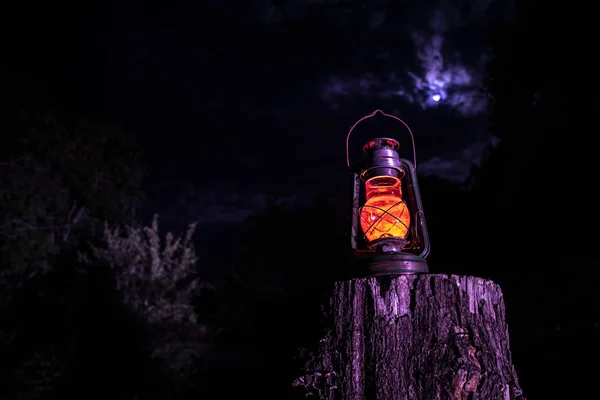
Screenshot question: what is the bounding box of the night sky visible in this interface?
[5,0,514,229]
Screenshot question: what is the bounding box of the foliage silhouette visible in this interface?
[465,2,600,397]
[0,105,201,399]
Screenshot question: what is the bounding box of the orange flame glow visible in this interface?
[360,176,410,243]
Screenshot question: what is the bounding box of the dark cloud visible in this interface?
[317,0,505,118]
[419,135,500,181]
[155,185,324,226]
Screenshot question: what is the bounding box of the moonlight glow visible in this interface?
[432,94,441,102]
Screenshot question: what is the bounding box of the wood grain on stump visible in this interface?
[293,274,525,400]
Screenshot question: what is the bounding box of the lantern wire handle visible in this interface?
[345,109,418,170]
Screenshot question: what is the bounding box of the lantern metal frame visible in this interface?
[346,110,430,275]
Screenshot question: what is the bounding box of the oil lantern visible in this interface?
[346,109,430,275]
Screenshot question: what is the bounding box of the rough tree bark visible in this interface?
[293,274,525,400]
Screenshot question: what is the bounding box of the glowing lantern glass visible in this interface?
[346,110,430,275]
[360,174,410,243]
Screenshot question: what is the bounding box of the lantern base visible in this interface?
[362,252,428,276]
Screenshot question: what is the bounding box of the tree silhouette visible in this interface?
[467,2,600,397]
[0,105,152,399]
[0,106,144,292]
[87,214,212,397]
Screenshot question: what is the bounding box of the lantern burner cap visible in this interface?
[362,138,400,152]
[360,136,404,181]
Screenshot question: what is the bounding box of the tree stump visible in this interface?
[292,274,525,400]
